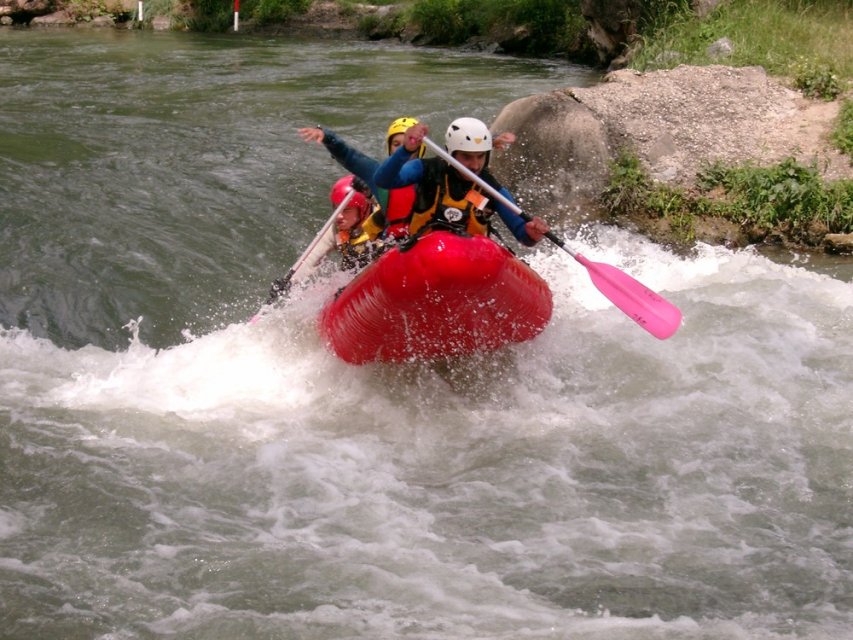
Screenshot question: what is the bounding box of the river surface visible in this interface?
[1,29,851,640]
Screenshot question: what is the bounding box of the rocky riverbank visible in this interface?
[490,64,852,255]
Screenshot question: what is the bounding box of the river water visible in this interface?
[1,29,851,640]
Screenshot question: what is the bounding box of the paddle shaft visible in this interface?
[287,187,355,281]
[261,187,356,310]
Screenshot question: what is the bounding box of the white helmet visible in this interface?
[445,117,492,154]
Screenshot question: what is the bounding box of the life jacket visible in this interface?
[408,159,494,237]
[374,185,417,239]
[337,226,384,271]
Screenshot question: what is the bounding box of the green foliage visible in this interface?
[697,158,853,233]
[410,0,470,44]
[142,0,180,25]
[603,149,698,245]
[496,0,579,53]
[357,6,406,38]
[632,0,853,80]
[604,150,853,246]
[252,0,310,26]
[64,0,109,19]
[833,99,853,161]
[792,57,844,100]
[188,0,232,31]
[637,0,694,31]
[406,0,585,55]
[645,184,696,242]
[603,149,649,212]
[188,0,309,31]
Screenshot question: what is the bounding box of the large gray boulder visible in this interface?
[489,90,611,224]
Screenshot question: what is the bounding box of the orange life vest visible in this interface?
[409,174,489,237]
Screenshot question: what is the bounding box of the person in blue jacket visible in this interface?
[298,117,425,239]
[372,117,549,246]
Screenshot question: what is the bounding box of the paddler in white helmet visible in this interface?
[372,117,549,245]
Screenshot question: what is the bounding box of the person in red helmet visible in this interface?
[329,174,385,270]
[265,174,383,303]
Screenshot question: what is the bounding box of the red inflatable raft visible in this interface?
[317,231,553,364]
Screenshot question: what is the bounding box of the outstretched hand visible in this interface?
[493,131,516,151]
[298,127,325,144]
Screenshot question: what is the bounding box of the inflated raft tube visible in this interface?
[318,231,553,364]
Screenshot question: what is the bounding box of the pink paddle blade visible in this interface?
[575,254,682,340]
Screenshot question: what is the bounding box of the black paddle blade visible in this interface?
[266,270,295,305]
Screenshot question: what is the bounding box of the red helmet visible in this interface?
[330,175,371,221]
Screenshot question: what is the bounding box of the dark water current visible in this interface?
[1,28,851,640]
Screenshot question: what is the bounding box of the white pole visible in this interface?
[137,1,143,21]
[234,10,239,32]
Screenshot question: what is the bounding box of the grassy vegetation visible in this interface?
[833,99,853,159]
[393,0,592,57]
[187,0,310,31]
[698,158,853,234]
[630,0,853,81]
[604,149,853,249]
[64,0,110,19]
[603,150,704,246]
[611,0,853,248]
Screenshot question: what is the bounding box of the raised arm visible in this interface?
[298,126,381,193]
[373,144,425,189]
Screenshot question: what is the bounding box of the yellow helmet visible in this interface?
[385,116,425,157]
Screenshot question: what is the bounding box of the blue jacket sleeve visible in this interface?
[373,145,424,189]
[321,129,380,195]
[492,188,535,246]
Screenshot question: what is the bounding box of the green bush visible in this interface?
[792,57,844,100]
[407,0,586,55]
[188,0,309,31]
[698,158,853,233]
[188,0,233,31]
[604,150,853,246]
[410,0,470,44]
[637,0,693,31]
[65,0,109,19]
[833,99,853,161]
[496,0,578,53]
[357,9,406,38]
[602,149,650,212]
[603,149,699,245]
[252,0,310,26]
